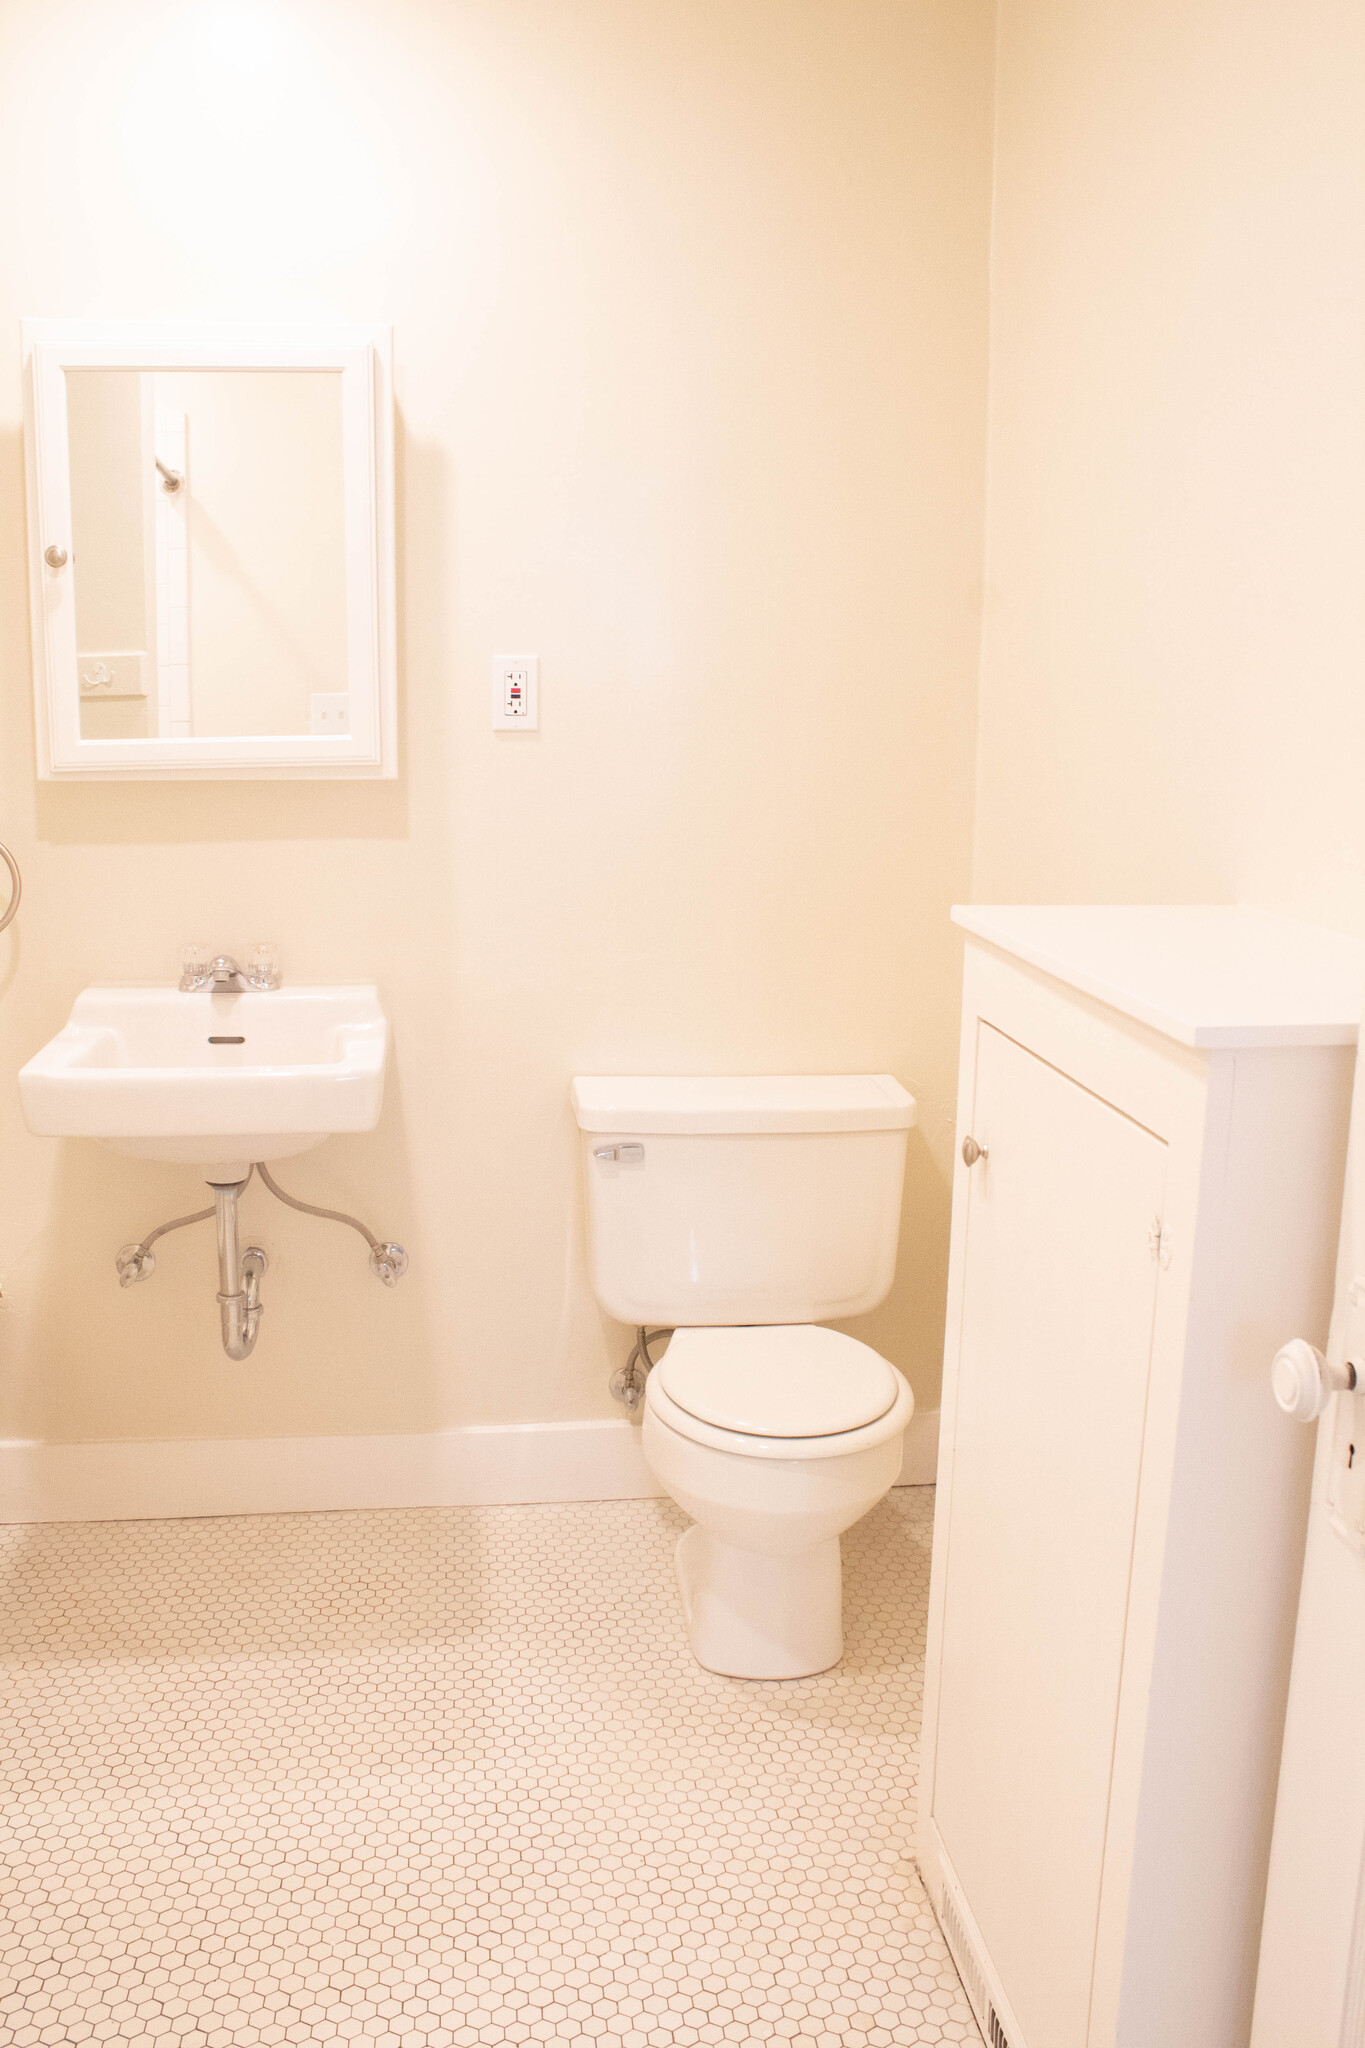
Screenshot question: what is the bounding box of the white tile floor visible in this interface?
[0,1489,979,2048]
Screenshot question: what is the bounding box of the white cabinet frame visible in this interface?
[920,931,1354,2048]
[22,319,397,780]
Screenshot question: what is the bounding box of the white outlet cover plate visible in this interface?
[492,655,539,731]
[309,692,349,736]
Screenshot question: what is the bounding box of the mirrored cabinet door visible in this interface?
[23,321,396,779]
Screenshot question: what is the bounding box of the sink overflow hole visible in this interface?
[208,1035,246,1045]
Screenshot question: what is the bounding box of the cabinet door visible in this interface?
[931,1022,1167,2048]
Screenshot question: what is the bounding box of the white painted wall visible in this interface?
[973,0,1365,939]
[0,0,994,1448]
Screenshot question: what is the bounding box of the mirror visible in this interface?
[23,322,395,779]
[67,368,349,743]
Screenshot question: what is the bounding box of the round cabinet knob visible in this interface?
[962,1136,988,1167]
[43,544,68,569]
[1271,1338,1357,1422]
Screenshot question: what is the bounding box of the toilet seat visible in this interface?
[660,1324,898,1436]
[648,1324,913,1461]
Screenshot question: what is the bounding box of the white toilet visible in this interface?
[571,1075,916,1679]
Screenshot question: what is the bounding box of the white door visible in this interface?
[1251,1063,1365,2047]
[931,1023,1167,2048]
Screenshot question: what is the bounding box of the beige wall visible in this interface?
[974,0,1365,940]
[0,0,994,1443]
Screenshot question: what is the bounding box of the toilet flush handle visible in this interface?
[594,1143,645,1164]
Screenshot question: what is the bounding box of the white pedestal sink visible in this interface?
[19,984,388,1184]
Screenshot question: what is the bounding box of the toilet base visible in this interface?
[675,1524,843,1679]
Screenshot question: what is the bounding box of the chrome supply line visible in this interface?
[254,1161,409,1286]
[610,1325,671,1413]
[116,1162,409,1355]
[115,1187,225,1285]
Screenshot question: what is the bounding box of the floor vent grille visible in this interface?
[938,1882,1012,2048]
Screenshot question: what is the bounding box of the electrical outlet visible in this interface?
[492,655,539,731]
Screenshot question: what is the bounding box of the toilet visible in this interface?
[570,1075,916,1679]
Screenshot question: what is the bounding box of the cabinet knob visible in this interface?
[43,543,68,569]
[1271,1338,1356,1422]
[962,1135,988,1167]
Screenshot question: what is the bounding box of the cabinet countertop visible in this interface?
[951,904,1364,1049]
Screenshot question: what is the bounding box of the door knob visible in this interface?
[962,1136,988,1167]
[1271,1338,1357,1422]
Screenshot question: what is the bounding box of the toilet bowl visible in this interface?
[571,1072,918,1680]
[642,1323,913,1678]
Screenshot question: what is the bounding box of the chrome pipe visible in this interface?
[210,1178,267,1360]
[254,1160,408,1285]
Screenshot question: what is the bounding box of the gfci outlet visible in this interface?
[492,655,539,730]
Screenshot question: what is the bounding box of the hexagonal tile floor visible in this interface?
[0,1487,979,2047]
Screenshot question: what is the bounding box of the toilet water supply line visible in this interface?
[116,1163,409,1361]
[612,1327,671,1413]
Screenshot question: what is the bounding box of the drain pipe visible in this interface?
[117,1164,406,1358]
[210,1177,268,1360]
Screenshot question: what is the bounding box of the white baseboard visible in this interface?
[0,1406,940,1525]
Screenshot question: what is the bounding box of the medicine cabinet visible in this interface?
[22,320,396,779]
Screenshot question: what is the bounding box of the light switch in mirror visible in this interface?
[24,321,395,779]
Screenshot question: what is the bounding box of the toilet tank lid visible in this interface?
[570,1074,916,1135]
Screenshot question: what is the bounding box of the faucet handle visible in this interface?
[246,941,281,990]
[179,942,211,991]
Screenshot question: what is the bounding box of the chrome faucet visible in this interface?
[179,946,281,992]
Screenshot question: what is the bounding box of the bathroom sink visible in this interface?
[19,984,388,1179]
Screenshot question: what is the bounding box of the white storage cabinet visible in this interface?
[919,907,1361,2048]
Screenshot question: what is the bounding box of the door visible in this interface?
[931,1023,1167,2048]
[1251,1063,1365,2048]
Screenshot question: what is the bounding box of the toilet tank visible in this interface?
[571,1075,916,1328]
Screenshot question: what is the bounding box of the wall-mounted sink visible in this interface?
[19,984,388,1182]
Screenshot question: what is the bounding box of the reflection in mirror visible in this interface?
[65,368,348,742]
